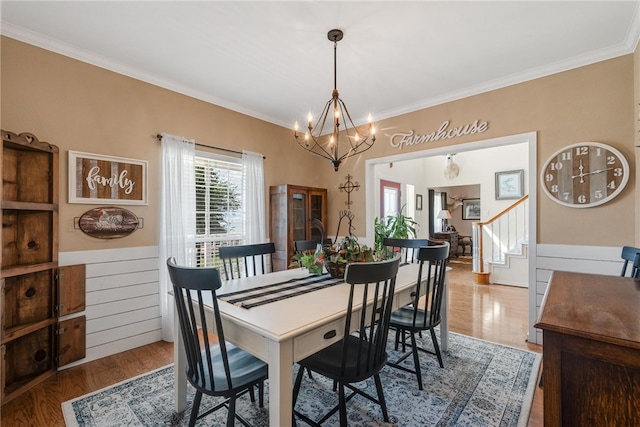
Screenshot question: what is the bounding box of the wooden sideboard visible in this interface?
[535,271,640,426]
[432,232,458,259]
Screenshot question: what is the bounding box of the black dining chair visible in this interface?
[219,242,275,280]
[382,237,432,264]
[620,245,640,278]
[294,238,332,254]
[166,258,268,427]
[292,256,401,427]
[387,242,449,390]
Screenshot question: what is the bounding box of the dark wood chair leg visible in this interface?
[338,383,348,427]
[374,373,390,422]
[259,380,264,407]
[226,396,236,427]
[410,332,423,391]
[189,391,203,427]
[430,328,444,368]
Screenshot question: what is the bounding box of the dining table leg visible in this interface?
[268,338,294,427]
[173,304,188,412]
[440,276,449,352]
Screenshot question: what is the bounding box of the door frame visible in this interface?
[364,131,539,343]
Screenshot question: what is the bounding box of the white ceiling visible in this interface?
[1,1,639,129]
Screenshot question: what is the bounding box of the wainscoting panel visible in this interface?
[533,244,623,344]
[59,246,161,368]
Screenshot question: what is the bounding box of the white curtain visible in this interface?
[158,133,196,342]
[242,150,266,244]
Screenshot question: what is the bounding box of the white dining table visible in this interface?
[172,263,449,427]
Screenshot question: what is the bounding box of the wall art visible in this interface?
[69,151,147,205]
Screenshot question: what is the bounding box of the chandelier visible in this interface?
[294,29,376,171]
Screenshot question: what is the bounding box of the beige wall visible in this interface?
[1,36,637,252]
[1,37,324,252]
[320,54,637,247]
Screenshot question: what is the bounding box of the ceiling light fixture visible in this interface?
[294,29,376,171]
[444,154,459,180]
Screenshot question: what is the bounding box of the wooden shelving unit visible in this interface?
[1,130,86,405]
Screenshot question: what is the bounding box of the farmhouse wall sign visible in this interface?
[69,151,147,205]
[389,119,489,150]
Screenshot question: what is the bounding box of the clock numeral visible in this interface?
[607,180,616,190]
[550,162,563,171]
[560,151,571,161]
[551,184,558,193]
[563,192,570,200]
[577,195,587,204]
[545,173,554,182]
[614,167,623,177]
[594,190,603,199]
[575,147,589,155]
[606,155,616,165]
[595,148,602,156]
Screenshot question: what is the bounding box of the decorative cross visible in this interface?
[338,174,360,207]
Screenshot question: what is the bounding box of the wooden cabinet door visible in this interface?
[56,264,86,367]
[57,316,86,367]
[57,264,86,316]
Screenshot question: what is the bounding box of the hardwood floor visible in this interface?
[1,261,543,426]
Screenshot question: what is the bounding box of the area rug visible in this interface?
[62,332,540,426]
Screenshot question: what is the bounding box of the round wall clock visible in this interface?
[540,142,629,208]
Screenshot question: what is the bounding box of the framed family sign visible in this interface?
[69,151,148,205]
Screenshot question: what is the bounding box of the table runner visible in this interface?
[218,273,344,309]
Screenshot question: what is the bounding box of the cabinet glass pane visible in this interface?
[292,193,306,241]
[310,194,323,240]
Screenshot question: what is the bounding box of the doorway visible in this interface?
[364,132,539,344]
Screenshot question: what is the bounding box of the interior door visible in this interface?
[380,180,401,218]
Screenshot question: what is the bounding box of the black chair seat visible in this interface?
[193,344,268,393]
[298,335,387,384]
[390,306,440,332]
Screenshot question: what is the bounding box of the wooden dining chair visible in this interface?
[292,256,401,427]
[387,242,449,390]
[620,245,640,278]
[219,242,275,280]
[166,258,268,427]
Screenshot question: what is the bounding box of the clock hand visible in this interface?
[571,160,586,183]
[583,167,614,177]
[571,167,614,180]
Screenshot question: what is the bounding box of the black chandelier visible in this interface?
[294,29,376,172]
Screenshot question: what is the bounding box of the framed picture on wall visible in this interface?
[416,194,423,211]
[462,198,481,220]
[495,169,524,200]
[69,151,148,205]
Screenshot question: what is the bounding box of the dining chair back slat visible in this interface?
[219,242,275,280]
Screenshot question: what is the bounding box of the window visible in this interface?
[194,153,245,267]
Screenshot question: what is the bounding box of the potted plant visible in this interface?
[374,204,419,256]
[291,235,377,279]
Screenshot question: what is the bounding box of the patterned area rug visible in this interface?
[62,332,540,426]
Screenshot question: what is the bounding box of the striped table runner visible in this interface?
[218,273,344,309]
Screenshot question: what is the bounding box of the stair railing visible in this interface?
[472,195,529,278]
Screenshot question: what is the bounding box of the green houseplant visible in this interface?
[374,204,419,256]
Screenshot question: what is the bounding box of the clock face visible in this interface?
[541,142,629,208]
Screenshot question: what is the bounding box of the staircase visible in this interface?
[472,195,529,286]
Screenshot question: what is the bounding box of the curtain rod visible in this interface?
[155,134,265,159]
